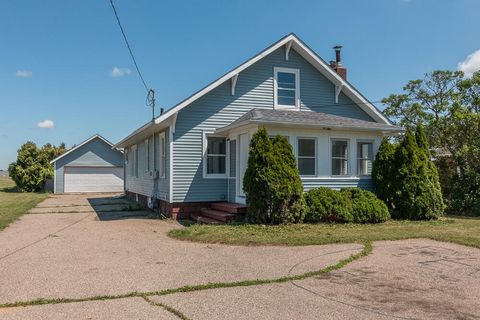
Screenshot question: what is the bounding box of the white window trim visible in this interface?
[330,138,350,177]
[273,67,300,110]
[159,132,166,179]
[203,132,228,179]
[356,139,374,177]
[296,137,317,177]
[131,144,138,178]
[145,139,150,173]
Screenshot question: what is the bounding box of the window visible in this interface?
[206,136,226,176]
[159,132,166,178]
[297,138,316,176]
[131,145,138,177]
[357,142,373,176]
[332,140,348,176]
[145,139,150,172]
[274,67,299,108]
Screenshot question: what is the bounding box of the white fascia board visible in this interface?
[114,115,174,149]
[50,134,117,164]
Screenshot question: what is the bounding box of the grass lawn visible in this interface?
[169,216,480,248]
[0,177,49,231]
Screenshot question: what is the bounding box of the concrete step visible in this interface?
[200,208,235,222]
[210,202,247,214]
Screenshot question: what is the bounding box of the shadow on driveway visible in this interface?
[87,194,151,221]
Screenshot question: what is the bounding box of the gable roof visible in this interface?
[115,33,392,148]
[50,134,121,164]
[215,109,403,134]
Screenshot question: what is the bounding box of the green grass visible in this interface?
[169,217,480,248]
[0,177,49,230]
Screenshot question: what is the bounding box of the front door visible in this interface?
[236,133,249,203]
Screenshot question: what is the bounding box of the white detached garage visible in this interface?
[50,134,124,194]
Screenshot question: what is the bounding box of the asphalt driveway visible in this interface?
[1,194,479,319]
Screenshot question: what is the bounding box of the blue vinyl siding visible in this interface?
[172,47,374,202]
[54,137,123,193]
[125,129,170,200]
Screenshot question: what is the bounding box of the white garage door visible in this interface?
[64,167,124,193]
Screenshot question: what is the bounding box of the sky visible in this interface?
[0,0,479,169]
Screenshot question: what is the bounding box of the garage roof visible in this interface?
[50,134,120,165]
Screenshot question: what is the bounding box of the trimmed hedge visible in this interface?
[304,187,390,224]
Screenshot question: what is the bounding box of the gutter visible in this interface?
[215,120,404,135]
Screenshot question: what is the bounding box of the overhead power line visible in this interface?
[109,0,149,93]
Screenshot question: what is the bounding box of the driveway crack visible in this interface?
[142,296,190,320]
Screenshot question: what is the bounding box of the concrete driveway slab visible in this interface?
[0,194,362,304]
[0,297,178,320]
[148,239,480,320]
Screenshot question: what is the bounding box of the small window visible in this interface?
[159,133,166,178]
[274,68,299,108]
[206,137,226,175]
[145,139,150,172]
[297,138,316,176]
[131,145,138,177]
[357,142,373,176]
[332,140,348,176]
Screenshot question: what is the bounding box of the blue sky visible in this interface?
[1,0,479,169]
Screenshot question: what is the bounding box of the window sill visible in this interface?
[204,174,228,179]
[275,104,299,110]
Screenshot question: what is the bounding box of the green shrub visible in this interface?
[340,188,390,223]
[243,128,304,224]
[304,187,353,223]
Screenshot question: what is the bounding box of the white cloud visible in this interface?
[37,119,54,129]
[110,67,131,77]
[15,70,32,78]
[458,49,480,77]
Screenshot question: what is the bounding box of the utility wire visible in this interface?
[109,0,149,93]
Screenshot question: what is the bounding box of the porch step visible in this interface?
[190,213,222,225]
[200,208,235,222]
[210,202,247,214]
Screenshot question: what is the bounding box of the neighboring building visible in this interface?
[114,33,403,220]
[50,134,124,194]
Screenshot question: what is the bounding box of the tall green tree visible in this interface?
[243,128,304,224]
[243,128,273,223]
[392,129,444,220]
[9,142,66,192]
[371,138,396,210]
[269,135,304,223]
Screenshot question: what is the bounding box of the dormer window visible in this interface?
[274,67,300,109]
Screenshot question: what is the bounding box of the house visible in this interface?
[114,33,402,221]
[50,134,124,193]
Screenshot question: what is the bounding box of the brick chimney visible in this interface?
[330,45,347,80]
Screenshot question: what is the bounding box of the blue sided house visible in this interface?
[114,33,402,222]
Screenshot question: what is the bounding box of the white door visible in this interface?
[64,167,124,193]
[237,133,249,203]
